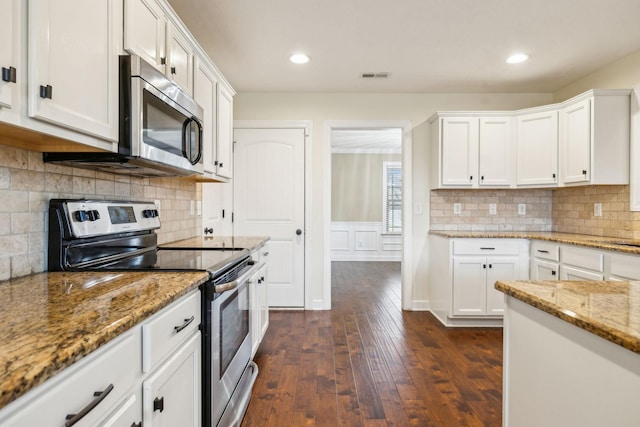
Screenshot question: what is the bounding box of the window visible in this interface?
[383,161,402,233]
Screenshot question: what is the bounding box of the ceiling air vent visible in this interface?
[361,72,390,79]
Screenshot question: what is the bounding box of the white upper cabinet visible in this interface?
[124,0,167,72]
[194,57,218,176]
[516,109,558,187]
[478,117,513,187]
[124,0,194,95]
[440,117,478,187]
[28,0,120,142]
[0,0,19,109]
[559,90,630,186]
[166,22,194,95]
[430,114,513,189]
[216,84,234,179]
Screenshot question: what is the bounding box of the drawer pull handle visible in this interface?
[263,251,269,256]
[537,250,550,254]
[551,270,556,276]
[131,422,142,427]
[174,316,195,334]
[480,247,495,250]
[154,396,165,412]
[64,383,114,426]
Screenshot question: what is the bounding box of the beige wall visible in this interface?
[332,153,400,222]
[233,92,554,306]
[0,144,200,281]
[554,49,640,101]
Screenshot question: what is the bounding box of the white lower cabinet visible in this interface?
[250,250,270,357]
[428,236,529,327]
[531,259,559,280]
[143,333,200,427]
[0,290,201,427]
[0,328,142,427]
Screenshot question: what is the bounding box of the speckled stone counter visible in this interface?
[160,235,269,251]
[429,230,640,254]
[496,279,640,354]
[0,271,209,410]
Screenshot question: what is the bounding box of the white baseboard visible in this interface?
[410,299,430,311]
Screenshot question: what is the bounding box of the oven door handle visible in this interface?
[214,280,238,294]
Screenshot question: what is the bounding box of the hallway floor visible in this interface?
[242,261,503,426]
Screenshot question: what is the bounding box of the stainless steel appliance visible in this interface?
[47,199,258,427]
[43,55,204,177]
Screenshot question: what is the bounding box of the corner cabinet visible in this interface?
[559,90,630,186]
[429,113,513,189]
[28,0,120,142]
[216,84,234,179]
[515,109,558,187]
[428,235,529,327]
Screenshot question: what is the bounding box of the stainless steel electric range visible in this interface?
[48,199,259,427]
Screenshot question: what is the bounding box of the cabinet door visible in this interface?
[479,117,512,187]
[166,22,194,95]
[485,257,519,315]
[0,0,19,109]
[452,256,485,316]
[216,85,234,179]
[258,261,270,340]
[531,259,559,280]
[440,117,478,186]
[100,392,142,427]
[560,98,591,184]
[124,0,166,72]
[560,265,604,281]
[250,267,261,357]
[194,57,218,175]
[143,332,201,427]
[516,110,558,186]
[28,0,119,142]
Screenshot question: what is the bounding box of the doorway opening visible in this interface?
[325,121,413,310]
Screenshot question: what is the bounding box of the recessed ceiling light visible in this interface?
[506,53,529,64]
[289,53,310,64]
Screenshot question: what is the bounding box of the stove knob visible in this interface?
[143,209,159,218]
[87,210,100,221]
[74,210,88,222]
[153,209,159,217]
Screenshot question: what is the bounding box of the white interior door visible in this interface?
[234,128,305,307]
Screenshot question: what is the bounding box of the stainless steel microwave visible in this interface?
[43,55,204,177]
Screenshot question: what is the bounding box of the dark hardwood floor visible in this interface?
[242,261,503,426]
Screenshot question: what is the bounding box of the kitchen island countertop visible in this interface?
[496,279,640,354]
[0,270,209,410]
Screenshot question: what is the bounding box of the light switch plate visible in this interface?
[518,204,526,215]
[453,203,462,215]
[594,203,602,217]
[489,203,497,215]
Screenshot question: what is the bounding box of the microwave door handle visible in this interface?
[182,119,191,162]
[193,119,202,164]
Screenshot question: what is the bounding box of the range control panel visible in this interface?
[64,200,160,238]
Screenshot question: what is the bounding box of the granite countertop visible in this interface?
[159,235,269,251]
[429,230,640,254]
[496,279,640,354]
[0,271,209,410]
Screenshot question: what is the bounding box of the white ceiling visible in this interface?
[168,0,640,93]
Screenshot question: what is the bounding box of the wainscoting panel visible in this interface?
[331,222,402,261]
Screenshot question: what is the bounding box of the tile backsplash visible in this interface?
[430,189,554,232]
[0,145,200,281]
[552,185,640,239]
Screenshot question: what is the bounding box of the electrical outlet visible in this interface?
[453,203,462,215]
[594,203,602,217]
[518,204,526,215]
[196,200,202,216]
[153,199,161,213]
[489,203,497,215]
[190,200,195,215]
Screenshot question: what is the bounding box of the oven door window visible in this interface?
[142,89,201,163]
[219,286,249,377]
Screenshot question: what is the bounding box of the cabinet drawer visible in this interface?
[610,253,640,280]
[561,246,604,272]
[0,329,140,427]
[531,240,560,261]
[142,290,201,373]
[453,239,523,255]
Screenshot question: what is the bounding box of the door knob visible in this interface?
[296,229,302,235]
